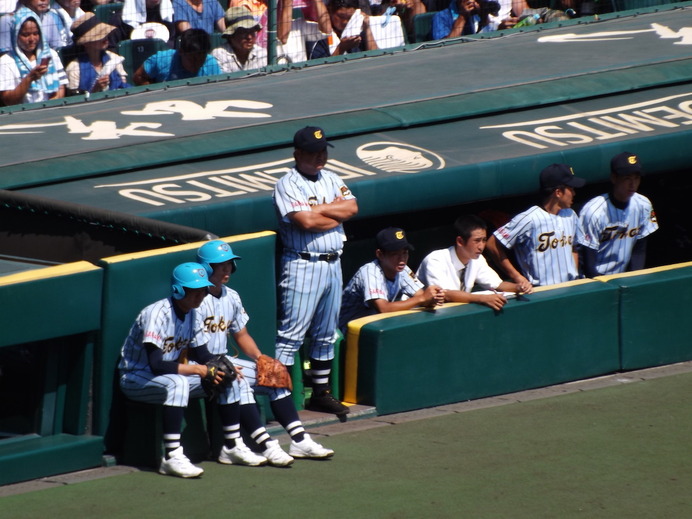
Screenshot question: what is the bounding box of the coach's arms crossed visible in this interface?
[288,198,359,232]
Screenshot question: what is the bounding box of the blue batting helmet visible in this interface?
[171,262,214,300]
[196,240,241,276]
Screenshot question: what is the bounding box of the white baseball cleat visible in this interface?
[218,438,268,466]
[289,433,335,459]
[262,439,295,467]
[159,447,204,478]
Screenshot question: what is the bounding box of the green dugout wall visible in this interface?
[0,262,104,486]
[343,279,622,415]
[598,262,692,370]
[342,263,692,416]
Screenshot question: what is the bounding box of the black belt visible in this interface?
[298,252,340,262]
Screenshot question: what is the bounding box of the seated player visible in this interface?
[339,227,444,332]
[416,215,530,311]
[195,240,335,463]
[118,262,266,479]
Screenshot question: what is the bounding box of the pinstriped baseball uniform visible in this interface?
[198,286,289,404]
[119,297,238,407]
[339,260,423,331]
[493,206,584,286]
[273,167,356,366]
[578,192,658,275]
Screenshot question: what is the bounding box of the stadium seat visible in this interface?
[95,2,124,23]
[209,32,225,50]
[117,38,168,78]
[412,12,436,42]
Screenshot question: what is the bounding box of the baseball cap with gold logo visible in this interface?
[610,151,643,176]
[293,126,334,153]
[539,163,586,190]
[376,227,414,251]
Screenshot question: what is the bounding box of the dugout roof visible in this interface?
[3,5,692,237]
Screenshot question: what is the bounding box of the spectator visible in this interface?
[339,227,444,332]
[1,0,67,53]
[369,0,426,38]
[172,0,225,35]
[272,126,358,419]
[228,0,267,48]
[65,12,129,95]
[485,163,586,288]
[119,262,266,479]
[578,152,659,277]
[0,9,67,105]
[108,0,176,48]
[133,28,221,84]
[432,0,517,39]
[212,6,266,72]
[53,0,85,45]
[195,240,336,464]
[276,0,331,64]
[309,0,378,59]
[417,215,531,311]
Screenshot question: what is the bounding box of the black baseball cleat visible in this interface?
[307,390,350,417]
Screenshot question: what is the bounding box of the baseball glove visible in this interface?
[202,354,237,400]
[256,354,293,390]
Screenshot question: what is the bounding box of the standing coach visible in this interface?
[272,126,358,419]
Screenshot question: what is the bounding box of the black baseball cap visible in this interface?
[293,126,334,153]
[539,163,586,190]
[610,151,643,176]
[376,227,414,252]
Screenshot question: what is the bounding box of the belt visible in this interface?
[298,252,340,262]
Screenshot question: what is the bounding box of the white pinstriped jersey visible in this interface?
[197,287,250,356]
[273,167,355,253]
[494,206,584,286]
[118,298,208,374]
[339,260,423,329]
[578,192,658,275]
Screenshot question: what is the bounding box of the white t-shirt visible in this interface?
[276,18,326,64]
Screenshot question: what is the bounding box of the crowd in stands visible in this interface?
[0,0,606,106]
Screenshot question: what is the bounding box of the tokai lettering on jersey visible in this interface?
[161,335,193,354]
[537,231,574,252]
[203,315,234,334]
[599,225,640,242]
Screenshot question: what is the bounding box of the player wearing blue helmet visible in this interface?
[486,164,586,288]
[578,152,658,277]
[196,240,334,462]
[273,126,358,419]
[119,262,259,478]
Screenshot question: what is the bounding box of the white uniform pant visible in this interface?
[275,252,342,366]
[120,369,240,407]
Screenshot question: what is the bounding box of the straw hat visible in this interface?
[223,7,261,37]
[71,12,116,45]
